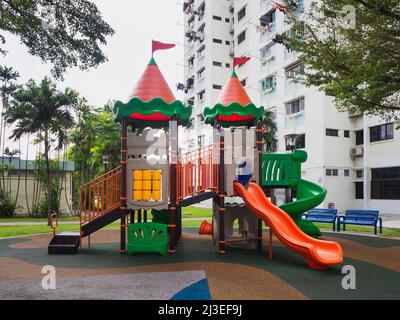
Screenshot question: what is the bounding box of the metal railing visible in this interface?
[176,144,219,202]
[79,166,121,227]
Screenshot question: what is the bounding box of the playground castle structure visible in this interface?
[48,57,343,270]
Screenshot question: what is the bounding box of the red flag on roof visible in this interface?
[273,2,288,13]
[152,40,176,54]
[234,56,251,67]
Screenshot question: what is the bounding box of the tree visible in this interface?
[5,77,77,224]
[285,0,400,118]
[0,0,114,78]
[68,100,120,208]
[262,109,278,153]
[0,65,19,191]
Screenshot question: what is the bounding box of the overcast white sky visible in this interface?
[0,0,184,159]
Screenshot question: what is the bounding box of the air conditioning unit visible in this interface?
[350,146,364,159]
[348,106,362,117]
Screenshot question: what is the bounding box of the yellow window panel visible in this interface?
[153,170,162,180]
[133,170,143,180]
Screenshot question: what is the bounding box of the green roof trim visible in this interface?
[231,71,238,78]
[203,102,264,127]
[113,97,192,128]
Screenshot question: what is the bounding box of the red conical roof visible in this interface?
[217,71,252,106]
[127,57,175,103]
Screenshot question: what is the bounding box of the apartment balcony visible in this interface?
[284,111,305,133]
[260,22,277,44]
[260,87,277,105]
[260,56,276,76]
[284,78,303,95]
[284,48,299,63]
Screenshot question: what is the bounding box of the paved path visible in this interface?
[0,217,209,227]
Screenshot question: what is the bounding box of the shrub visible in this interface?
[0,189,17,217]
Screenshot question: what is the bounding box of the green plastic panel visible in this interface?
[262,150,307,188]
[127,222,168,255]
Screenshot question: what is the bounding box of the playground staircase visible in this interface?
[79,166,122,238]
[48,167,122,254]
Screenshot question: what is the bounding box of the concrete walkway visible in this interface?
[0,217,209,227]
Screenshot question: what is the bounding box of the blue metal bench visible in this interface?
[302,208,338,231]
[337,210,382,235]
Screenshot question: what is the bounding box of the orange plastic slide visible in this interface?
[233,182,343,270]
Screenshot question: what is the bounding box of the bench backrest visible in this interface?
[344,210,379,220]
[307,208,337,218]
[128,222,167,245]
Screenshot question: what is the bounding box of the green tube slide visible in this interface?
[279,179,327,237]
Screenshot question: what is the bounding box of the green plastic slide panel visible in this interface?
[262,150,306,188]
[127,222,168,255]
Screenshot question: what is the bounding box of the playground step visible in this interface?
[81,208,121,238]
[48,232,80,254]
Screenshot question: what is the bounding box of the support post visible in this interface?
[168,117,178,253]
[256,120,263,250]
[217,121,226,254]
[177,206,182,240]
[120,117,128,253]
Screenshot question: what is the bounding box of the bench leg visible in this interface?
[380,219,383,234]
[332,222,335,232]
[343,223,346,231]
[374,224,377,235]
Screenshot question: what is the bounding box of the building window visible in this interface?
[198,135,205,147]
[355,130,364,145]
[370,123,394,143]
[371,167,400,200]
[212,61,222,67]
[326,169,338,176]
[240,78,247,87]
[326,129,339,137]
[225,63,231,68]
[285,134,305,150]
[261,76,276,91]
[198,90,205,101]
[213,84,222,90]
[355,170,363,179]
[213,38,222,44]
[285,97,305,115]
[260,9,276,27]
[188,56,195,67]
[285,63,305,79]
[197,114,204,122]
[237,30,246,44]
[238,6,246,21]
[197,45,205,58]
[344,130,350,138]
[225,40,230,45]
[355,181,364,199]
[187,97,194,106]
[212,15,222,21]
[197,67,205,79]
[225,18,230,23]
[344,169,350,177]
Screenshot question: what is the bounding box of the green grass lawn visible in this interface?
[0,207,212,224]
[1,206,399,239]
[1,219,399,239]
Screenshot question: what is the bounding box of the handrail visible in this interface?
[79,166,121,230]
[176,144,219,202]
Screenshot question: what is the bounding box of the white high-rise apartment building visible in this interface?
[182,0,400,214]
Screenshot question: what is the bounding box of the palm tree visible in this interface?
[5,77,77,225]
[0,66,20,191]
[262,109,278,153]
